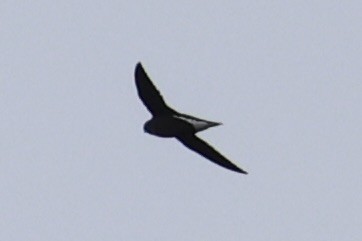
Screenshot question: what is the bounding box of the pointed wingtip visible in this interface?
[233,166,248,174]
[220,165,248,175]
[135,62,146,77]
[136,62,143,69]
[230,162,248,174]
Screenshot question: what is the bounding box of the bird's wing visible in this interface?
[135,63,176,115]
[177,134,248,174]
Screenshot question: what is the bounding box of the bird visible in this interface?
[134,62,247,174]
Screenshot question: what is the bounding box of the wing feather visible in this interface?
[135,63,176,115]
[177,134,247,174]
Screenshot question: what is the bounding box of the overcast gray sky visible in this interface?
[1,1,361,240]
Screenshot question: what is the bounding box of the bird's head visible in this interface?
[143,119,154,134]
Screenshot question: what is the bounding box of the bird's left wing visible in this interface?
[177,134,248,174]
[135,63,176,115]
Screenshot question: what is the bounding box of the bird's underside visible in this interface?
[135,62,248,174]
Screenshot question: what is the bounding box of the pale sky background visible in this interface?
[1,1,361,240]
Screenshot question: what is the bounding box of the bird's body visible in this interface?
[144,115,221,138]
[134,62,248,174]
[144,116,194,138]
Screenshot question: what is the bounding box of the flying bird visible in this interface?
[134,62,247,174]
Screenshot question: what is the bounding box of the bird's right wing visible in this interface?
[135,63,176,115]
[177,134,248,174]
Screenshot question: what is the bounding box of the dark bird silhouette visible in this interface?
[134,62,247,174]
